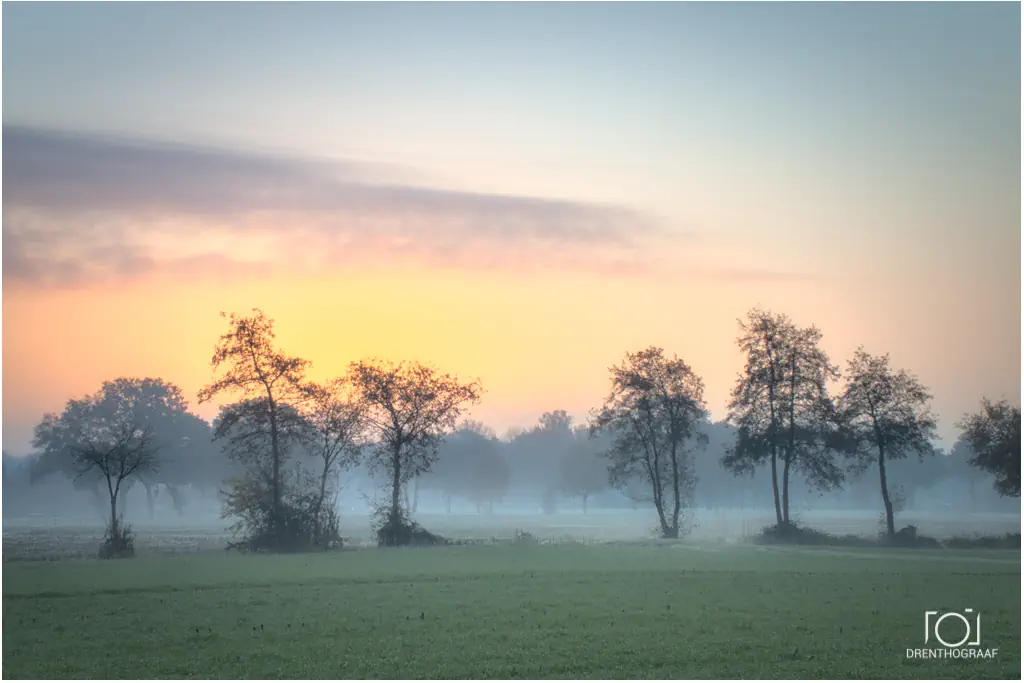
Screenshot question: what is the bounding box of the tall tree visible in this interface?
[775,324,845,520]
[300,378,365,542]
[349,359,482,537]
[724,309,844,525]
[591,347,709,538]
[838,348,937,536]
[31,377,185,555]
[197,309,309,547]
[723,309,791,525]
[957,398,1021,498]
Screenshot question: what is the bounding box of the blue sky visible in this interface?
[2,2,1020,451]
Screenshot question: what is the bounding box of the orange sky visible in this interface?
[3,259,1018,455]
[2,3,1020,456]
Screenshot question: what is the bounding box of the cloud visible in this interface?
[2,125,812,288]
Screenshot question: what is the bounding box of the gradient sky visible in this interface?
[2,2,1020,455]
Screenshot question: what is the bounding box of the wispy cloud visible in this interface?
[2,126,812,287]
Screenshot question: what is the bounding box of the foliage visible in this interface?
[350,358,482,533]
[31,377,188,558]
[957,398,1021,497]
[299,378,365,537]
[837,348,937,536]
[371,503,447,547]
[591,347,708,538]
[199,309,311,548]
[98,520,136,559]
[723,309,844,526]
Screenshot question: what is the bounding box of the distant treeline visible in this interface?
[4,308,1018,552]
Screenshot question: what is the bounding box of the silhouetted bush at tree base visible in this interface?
[944,533,1021,550]
[748,522,978,550]
[98,521,136,559]
[372,505,448,547]
[223,486,344,554]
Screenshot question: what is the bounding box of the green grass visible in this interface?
[2,544,1020,679]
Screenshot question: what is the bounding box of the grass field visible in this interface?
[2,542,1019,679]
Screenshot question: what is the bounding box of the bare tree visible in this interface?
[957,398,1021,498]
[591,347,709,539]
[348,359,482,540]
[198,309,309,546]
[838,348,937,537]
[300,378,365,543]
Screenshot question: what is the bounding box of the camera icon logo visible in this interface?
[925,609,981,648]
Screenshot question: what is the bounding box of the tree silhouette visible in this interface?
[957,398,1021,498]
[591,347,708,538]
[198,309,309,548]
[31,377,187,556]
[838,348,937,537]
[349,358,482,541]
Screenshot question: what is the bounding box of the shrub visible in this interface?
[221,475,344,553]
[751,522,873,547]
[98,520,135,559]
[944,533,1021,550]
[372,505,447,547]
[512,528,537,546]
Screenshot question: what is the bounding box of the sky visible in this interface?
[2,2,1020,455]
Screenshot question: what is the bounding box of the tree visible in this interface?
[558,427,608,513]
[838,348,937,537]
[723,309,845,527]
[424,421,509,513]
[957,398,1021,497]
[31,377,186,557]
[300,378,365,543]
[349,359,482,544]
[723,309,790,525]
[215,399,313,550]
[197,309,310,548]
[591,347,709,538]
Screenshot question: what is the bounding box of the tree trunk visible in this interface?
[412,477,420,515]
[109,493,118,535]
[390,447,402,521]
[878,445,895,536]
[670,447,682,535]
[268,399,282,545]
[766,338,783,526]
[144,482,155,519]
[313,465,330,546]
[782,455,791,524]
[783,351,797,525]
[770,451,783,526]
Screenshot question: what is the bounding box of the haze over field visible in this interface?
[2,2,1020,458]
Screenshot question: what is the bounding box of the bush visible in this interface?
[98,520,135,559]
[512,528,537,546]
[944,533,1021,550]
[222,475,344,553]
[751,522,873,547]
[372,505,447,547]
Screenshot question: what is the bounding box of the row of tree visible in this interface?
[26,307,1019,554]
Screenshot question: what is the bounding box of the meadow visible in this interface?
[2,541,1020,679]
